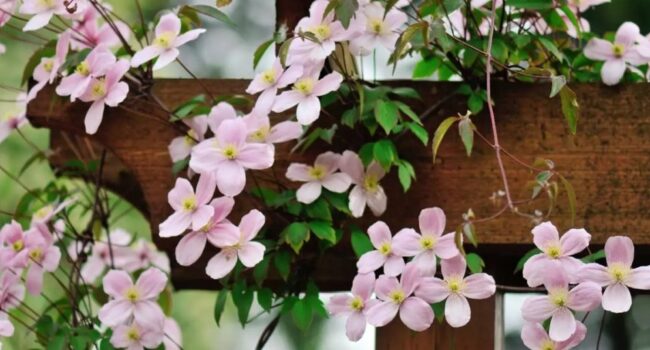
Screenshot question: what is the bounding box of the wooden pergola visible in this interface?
[25,1,650,348]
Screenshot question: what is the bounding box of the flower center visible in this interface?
[34,205,53,220]
[608,263,631,283]
[548,289,568,307]
[389,290,405,304]
[363,175,379,193]
[124,287,140,302]
[261,69,276,85]
[447,276,465,293]
[76,61,90,76]
[545,244,562,259]
[154,31,175,49]
[29,247,43,262]
[12,240,24,252]
[308,24,331,41]
[43,59,54,73]
[379,242,391,255]
[420,236,437,250]
[368,18,385,34]
[126,326,140,341]
[39,0,55,8]
[182,196,197,211]
[309,165,326,180]
[350,296,364,311]
[250,127,269,142]
[613,43,625,58]
[222,145,239,160]
[540,340,556,350]
[293,78,314,95]
[90,79,107,99]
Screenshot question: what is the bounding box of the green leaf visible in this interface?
[559,174,577,226]
[397,160,416,192]
[253,39,274,69]
[394,101,422,124]
[291,298,313,331]
[508,0,553,10]
[407,122,429,146]
[257,288,274,312]
[253,256,270,286]
[283,222,310,253]
[335,0,359,28]
[351,225,373,257]
[467,93,484,114]
[171,158,189,176]
[214,289,229,326]
[432,301,445,323]
[274,250,292,281]
[559,5,582,38]
[373,139,397,169]
[458,118,474,157]
[304,198,332,221]
[186,4,235,27]
[462,222,478,247]
[309,221,337,244]
[413,56,441,78]
[322,190,350,214]
[375,100,400,134]
[390,87,421,100]
[581,249,606,263]
[558,86,579,135]
[538,37,566,63]
[232,282,254,327]
[549,75,567,98]
[278,38,294,67]
[466,253,485,273]
[431,20,454,52]
[442,0,464,12]
[171,94,206,121]
[515,248,542,273]
[432,116,458,163]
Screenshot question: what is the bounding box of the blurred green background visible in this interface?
[0,0,649,349]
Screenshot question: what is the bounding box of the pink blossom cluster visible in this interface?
[327,207,496,341]
[520,222,650,349]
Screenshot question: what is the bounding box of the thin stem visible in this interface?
[596,311,607,350]
[175,58,217,102]
[485,0,513,209]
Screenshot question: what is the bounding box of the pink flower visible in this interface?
[0,271,24,337]
[98,267,167,327]
[0,113,28,144]
[584,22,649,85]
[19,0,67,31]
[271,72,343,125]
[124,239,171,274]
[366,263,434,331]
[56,46,116,101]
[131,13,206,70]
[159,174,217,238]
[168,115,208,162]
[579,236,650,313]
[163,317,183,350]
[247,58,303,114]
[28,32,70,101]
[523,222,590,287]
[175,197,239,266]
[568,0,609,12]
[357,221,410,277]
[205,209,266,279]
[349,2,407,56]
[339,150,387,218]
[327,273,377,342]
[0,220,29,269]
[190,118,275,197]
[521,265,602,342]
[242,111,303,145]
[30,198,74,225]
[110,321,164,350]
[78,58,130,134]
[415,255,495,328]
[286,152,352,204]
[75,229,133,283]
[521,321,587,350]
[206,102,237,134]
[391,207,459,276]
[23,223,61,295]
[0,1,17,28]
[70,7,130,50]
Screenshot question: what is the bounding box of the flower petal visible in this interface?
[215,161,246,197]
[567,281,602,312]
[419,207,446,237]
[345,312,367,341]
[602,283,631,313]
[356,250,386,274]
[238,241,265,268]
[415,277,448,303]
[445,294,471,328]
[560,228,591,256]
[605,236,634,267]
[296,182,322,204]
[351,273,376,301]
[549,307,576,342]
[399,297,434,331]
[175,232,207,266]
[462,273,496,300]
[205,251,237,279]
[366,301,399,327]
[521,295,555,322]
[391,228,421,257]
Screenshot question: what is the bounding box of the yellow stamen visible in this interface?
[540,340,556,350]
[222,145,238,160]
[154,32,175,49]
[420,236,436,250]
[90,79,107,99]
[545,245,562,259]
[308,24,331,41]
[249,127,270,142]
[308,165,326,180]
[29,247,43,262]
[126,326,140,341]
[613,43,625,58]
[43,60,54,73]
[389,290,405,304]
[363,175,379,193]
[368,18,385,34]
[182,196,197,211]
[548,289,568,307]
[261,69,276,85]
[124,287,139,302]
[33,205,53,220]
[75,61,90,76]
[350,296,364,311]
[608,263,631,283]
[293,78,314,95]
[446,277,465,293]
[12,240,23,252]
[379,242,391,255]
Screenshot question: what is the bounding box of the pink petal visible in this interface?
[604,236,634,267]
[296,182,322,204]
[374,275,400,301]
[521,296,556,322]
[366,161,386,180]
[366,190,386,216]
[286,163,312,182]
[272,90,303,113]
[584,38,614,61]
[601,59,626,86]
[399,297,434,331]
[238,241,265,267]
[522,254,547,287]
[567,281,602,311]
[345,312,367,342]
[217,118,247,148]
[627,266,650,289]
[441,255,466,279]
[205,251,238,279]
[175,232,207,266]
[412,250,437,276]
[602,283,631,313]
[445,293,471,328]
[215,161,246,197]
[462,273,496,299]
[296,95,321,125]
[348,185,367,218]
[351,273,375,301]
[208,102,238,133]
[268,121,303,143]
[357,250,386,274]
[159,211,191,238]
[434,233,460,259]
[313,72,343,96]
[103,269,133,297]
[521,322,550,350]
[366,301,399,327]
[277,65,304,88]
[99,299,133,326]
[133,300,165,327]
[206,222,240,248]
[174,28,206,47]
[237,143,274,170]
[383,255,405,277]
[558,321,587,350]
[0,319,14,337]
[239,209,265,241]
[615,21,640,47]
[84,100,105,135]
[210,196,235,223]
[391,228,421,257]
[153,48,179,70]
[26,265,43,295]
[400,263,422,296]
[23,11,53,31]
[532,221,560,250]
[168,178,195,210]
[131,45,163,67]
[415,277,448,303]
[559,228,590,256]
[314,152,340,172]
[367,221,392,248]
[418,207,445,237]
[549,307,576,342]
[321,173,352,193]
[252,88,276,115]
[195,173,217,205]
[104,82,129,107]
[339,151,364,183]
[578,263,611,286]
[81,255,105,283]
[542,261,570,291]
[136,268,167,299]
[328,294,352,315]
[155,13,181,37]
[191,205,214,231]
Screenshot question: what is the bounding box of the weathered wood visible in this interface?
[26,80,650,292]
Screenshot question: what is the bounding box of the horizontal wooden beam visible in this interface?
[26,79,650,289]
